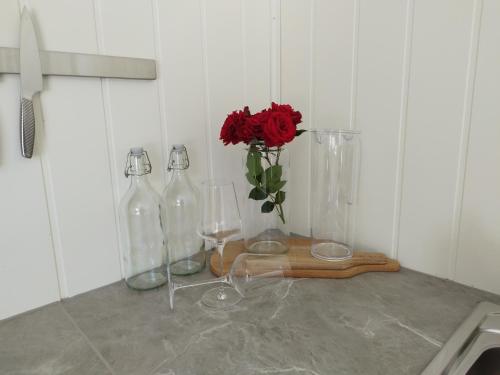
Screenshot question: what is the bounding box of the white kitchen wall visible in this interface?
[282,0,500,295]
[0,0,273,320]
[0,2,60,320]
[1,0,499,319]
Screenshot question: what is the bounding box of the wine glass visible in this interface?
[167,252,291,310]
[197,180,242,309]
[166,180,290,310]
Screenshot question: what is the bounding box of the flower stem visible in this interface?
[265,191,285,224]
[248,144,286,225]
[275,202,285,224]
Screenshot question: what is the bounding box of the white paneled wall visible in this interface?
[282,0,500,296]
[455,0,500,292]
[0,0,272,319]
[398,0,475,278]
[0,1,60,319]
[32,0,122,298]
[1,0,499,319]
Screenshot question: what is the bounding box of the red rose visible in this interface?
[247,109,270,139]
[262,111,296,147]
[236,119,255,144]
[219,108,249,145]
[220,104,303,147]
[271,102,302,126]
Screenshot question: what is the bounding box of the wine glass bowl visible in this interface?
[197,180,243,309]
[228,253,291,299]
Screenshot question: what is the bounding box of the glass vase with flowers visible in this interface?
[219,103,304,254]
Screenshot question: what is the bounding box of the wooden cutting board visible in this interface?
[210,237,400,278]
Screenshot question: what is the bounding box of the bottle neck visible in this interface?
[169,168,191,186]
[130,174,150,187]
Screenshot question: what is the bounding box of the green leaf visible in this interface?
[261,201,275,213]
[249,187,267,200]
[263,165,282,185]
[296,129,307,137]
[275,191,286,204]
[246,150,263,181]
[245,172,260,186]
[266,180,286,194]
[246,153,263,189]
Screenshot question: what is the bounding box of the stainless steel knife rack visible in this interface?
[1,7,157,159]
[0,47,157,80]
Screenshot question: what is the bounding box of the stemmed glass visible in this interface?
[197,180,243,309]
[167,180,243,310]
[167,180,291,310]
[167,251,290,310]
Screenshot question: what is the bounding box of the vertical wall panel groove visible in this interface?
[448,0,484,280]
[39,148,68,296]
[243,0,271,110]
[306,0,315,234]
[38,157,64,298]
[281,0,313,235]
[241,0,248,104]
[348,0,360,247]
[92,0,124,278]
[270,0,281,103]
[308,0,316,124]
[391,0,415,260]
[349,0,360,130]
[151,0,169,186]
[200,0,214,179]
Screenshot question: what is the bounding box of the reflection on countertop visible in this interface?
[1,261,500,375]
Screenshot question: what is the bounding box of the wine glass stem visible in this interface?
[217,241,227,300]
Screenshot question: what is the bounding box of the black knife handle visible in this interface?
[20,97,35,158]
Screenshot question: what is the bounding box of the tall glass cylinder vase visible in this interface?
[310,130,361,261]
[241,144,290,254]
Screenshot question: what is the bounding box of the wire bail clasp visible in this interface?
[124,147,152,177]
[167,144,190,172]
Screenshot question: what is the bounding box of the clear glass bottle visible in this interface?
[119,147,167,290]
[162,145,205,275]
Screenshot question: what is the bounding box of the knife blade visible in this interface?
[19,7,43,159]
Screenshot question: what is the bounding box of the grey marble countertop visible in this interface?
[2,264,500,375]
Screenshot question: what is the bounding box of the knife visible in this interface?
[19,7,43,159]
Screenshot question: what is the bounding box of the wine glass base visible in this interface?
[311,242,353,261]
[201,286,242,309]
[170,259,204,276]
[247,240,288,254]
[125,269,167,290]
